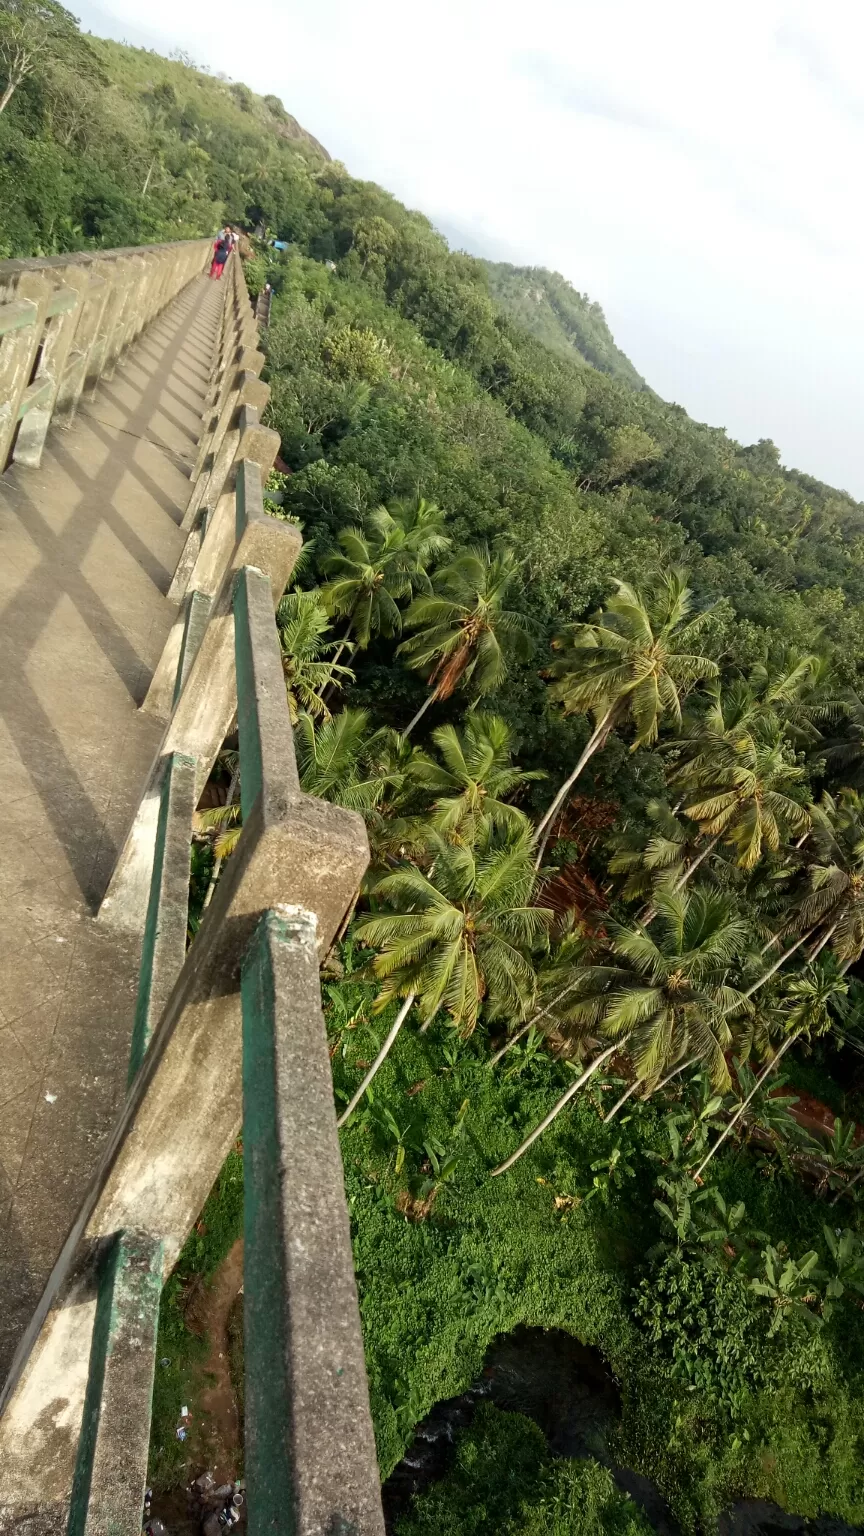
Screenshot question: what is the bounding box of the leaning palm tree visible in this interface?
[797,791,864,972]
[609,798,722,915]
[748,644,836,751]
[295,708,412,814]
[409,713,545,843]
[492,887,751,1176]
[535,570,718,863]
[275,588,354,722]
[397,545,537,737]
[319,510,436,669]
[680,729,810,871]
[338,826,552,1124]
[366,496,451,570]
[694,963,848,1178]
[817,693,864,790]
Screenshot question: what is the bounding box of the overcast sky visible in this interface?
[76,0,864,498]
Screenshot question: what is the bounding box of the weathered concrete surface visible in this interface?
[0,275,222,1377]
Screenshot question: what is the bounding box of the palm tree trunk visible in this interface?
[534,705,619,868]
[739,929,815,1000]
[488,978,585,1067]
[694,1031,801,1180]
[808,921,839,962]
[491,1039,624,1176]
[603,1077,643,1123]
[674,832,722,891]
[336,993,415,1129]
[652,1056,698,1095]
[321,615,356,705]
[638,834,722,924]
[402,688,438,740]
[604,1055,697,1123]
[831,1163,864,1207]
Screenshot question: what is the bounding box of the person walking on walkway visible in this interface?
[209,231,231,280]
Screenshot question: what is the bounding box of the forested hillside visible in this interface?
[8,11,864,1533]
[0,8,328,256]
[483,261,646,389]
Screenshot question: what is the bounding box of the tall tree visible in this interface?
[275,588,353,721]
[397,544,536,737]
[409,713,544,843]
[295,708,410,813]
[695,964,848,1178]
[339,827,552,1123]
[0,0,82,115]
[535,570,718,863]
[319,496,448,670]
[492,887,751,1175]
[797,791,864,972]
[680,729,810,871]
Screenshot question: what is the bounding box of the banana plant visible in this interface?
[751,1244,824,1335]
[582,1140,637,1205]
[821,1225,864,1318]
[811,1119,864,1199]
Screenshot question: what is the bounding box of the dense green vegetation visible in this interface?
[11,14,864,1529]
[395,1405,654,1536]
[482,262,646,390]
[0,0,328,256]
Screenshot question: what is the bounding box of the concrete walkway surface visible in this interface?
[0,276,223,1374]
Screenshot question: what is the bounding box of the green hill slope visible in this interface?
[0,24,328,257]
[482,261,646,389]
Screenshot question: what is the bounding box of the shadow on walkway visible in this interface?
[0,273,222,1376]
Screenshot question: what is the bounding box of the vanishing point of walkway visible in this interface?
[0,275,223,1373]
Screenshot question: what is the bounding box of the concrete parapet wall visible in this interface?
[0,244,385,1534]
[0,240,210,474]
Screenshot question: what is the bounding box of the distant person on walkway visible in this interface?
[209,232,231,280]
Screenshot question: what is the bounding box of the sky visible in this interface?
[76,0,864,497]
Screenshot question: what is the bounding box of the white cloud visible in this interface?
[76,0,864,495]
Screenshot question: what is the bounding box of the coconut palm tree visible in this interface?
[295,708,413,814]
[492,887,751,1176]
[609,799,722,915]
[680,728,810,871]
[817,692,864,789]
[339,826,552,1124]
[748,644,836,751]
[797,791,864,972]
[319,500,448,674]
[535,569,718,863]
[275,588,354,722]
[409,713,545,843]
[397,544,537,737]
[367,496,451,570]
[695,963,848,1178]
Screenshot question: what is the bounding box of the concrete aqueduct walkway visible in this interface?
[0,275,223,1373]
